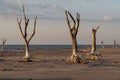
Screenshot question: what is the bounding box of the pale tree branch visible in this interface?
[65,10,80,37]
[68,11,76,29]
[67,11,76,24]
[95,24,101,31]
[17,17,25,38]
[92,24,101,33]
[22,5,29,38]
[65,10,73,37]
[75,13,80,35]
[24,19,29,38]
[28,16,37,43]
[76,13,80,29]
[22,5,27,22]
[2,38,7,45]
[65,10,72,30]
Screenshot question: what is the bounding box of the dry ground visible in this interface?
[0,48,120,80]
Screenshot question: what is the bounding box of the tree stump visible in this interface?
[88,25,103,61]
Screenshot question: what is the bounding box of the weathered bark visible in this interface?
[24,43,30,61]
[65,11,80,56]
[65,11,81,63]
[17,5,37,61]
[89,25,102,60]
[91,28,98,54]
[1,38,6,52]
[72,37,77,56]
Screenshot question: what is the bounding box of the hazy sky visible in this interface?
[0,0,120,45]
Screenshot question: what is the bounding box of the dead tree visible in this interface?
[101,41,104,48]
[113,39,116,48]
[91,26,99,54]
[65,11,81,63]
[17,5,37,61]
[90,25,102,60]
[1,38,7,52]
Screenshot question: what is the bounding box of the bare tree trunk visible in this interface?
[1,45,4,52]
[91,30,96,54]
[101,41,104,48]
[89,25,103,60]
[90,26,100,54]
[75,38,78,52]
[113,39,116,48]
[25,43,30,59]
[72,37,77,56]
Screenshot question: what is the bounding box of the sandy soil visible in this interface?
[0,48,120,80]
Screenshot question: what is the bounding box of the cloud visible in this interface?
[33,2,47,9]
[33,2,64,11]
[65,0,96,3]
[0,0,66,21]
[103,16,112,21]
[17,0,23,9]
[0,0,22,17]
[102,16,120,22]
[65,0,72,2]
[28,2,65,20]
[83,0,96,2]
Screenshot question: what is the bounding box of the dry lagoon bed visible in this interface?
[0,48,120,80]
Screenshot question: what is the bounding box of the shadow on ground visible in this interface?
[0,78,72,80]
[87,59,120,67]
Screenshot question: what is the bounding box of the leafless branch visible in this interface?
[28,16,37,43]
[17,17,25,38]
[65,11,72,30]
